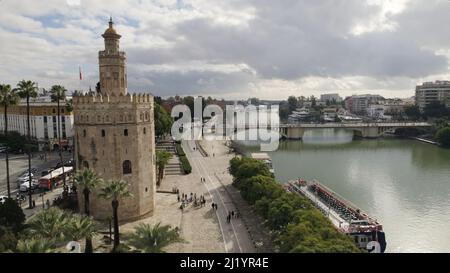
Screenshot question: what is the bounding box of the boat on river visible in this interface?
[284,179,387,253]
[251,153,275,174]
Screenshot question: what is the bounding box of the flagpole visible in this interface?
[79,65,82,94]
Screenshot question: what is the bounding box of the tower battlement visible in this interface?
[73,93,153,105]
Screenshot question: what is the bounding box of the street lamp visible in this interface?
[39,192,45,209]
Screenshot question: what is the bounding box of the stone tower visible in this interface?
[99,17,127,96]
[73,19,156,221]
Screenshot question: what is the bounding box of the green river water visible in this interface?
[239,128,450,253]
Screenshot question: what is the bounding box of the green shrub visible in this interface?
[179,155,192,174]
[175,143,186,156]
[436,127,450,147]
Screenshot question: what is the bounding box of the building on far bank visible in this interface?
[0,96,74,151]
[344,94,385,115]
[320,93,342,104]
[415,81,450,111]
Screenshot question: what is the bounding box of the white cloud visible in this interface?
[0,0,449,100]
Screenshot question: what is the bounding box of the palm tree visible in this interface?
[0,84,19,198]
[73,169,103,252]
[15,238,57,253]
[65,214,97,253]
[98,179,132,251]
[127,223,184,253]
[26,207,70,244]
[156,150,173,186]
[16,80,38,209]
[50,85,67,188]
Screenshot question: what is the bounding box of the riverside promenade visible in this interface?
[121,139,273,253]
[192,139,274,253]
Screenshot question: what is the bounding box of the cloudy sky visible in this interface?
[0,0,449,100]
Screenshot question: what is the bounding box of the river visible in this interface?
[238,128,450,253]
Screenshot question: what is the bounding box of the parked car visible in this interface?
[0,195,7,204]
[19,170,36,177]
[20,180,40,192]
[16,173,34,185]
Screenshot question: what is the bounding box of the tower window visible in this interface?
[143,127,146,134]
[124,129,128,136]
[123,160,132,175]
[83,130,87,137]
[101,129,106,137]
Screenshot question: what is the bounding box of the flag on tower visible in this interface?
[79,66,83,80]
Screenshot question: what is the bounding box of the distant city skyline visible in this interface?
[1,0,450,100]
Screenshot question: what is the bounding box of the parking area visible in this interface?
[0,151,73,198]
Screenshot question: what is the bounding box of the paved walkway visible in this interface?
[185,140,255,253]
[194,140,274,253]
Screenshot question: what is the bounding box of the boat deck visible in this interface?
[287,182,350,232]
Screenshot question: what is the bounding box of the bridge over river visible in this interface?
[196,120,431,139]
[278,122,431,139]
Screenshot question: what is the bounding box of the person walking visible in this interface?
[231,210,235,218]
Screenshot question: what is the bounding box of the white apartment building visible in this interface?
[415,81,450,111]
[0,97,74,150]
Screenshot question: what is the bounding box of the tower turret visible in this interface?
[99,18,127,96]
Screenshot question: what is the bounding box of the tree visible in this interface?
[22,208,97,253]
[310,95,317,107]
[279,101,290,121]
[0,84,19,198]
[16,80,38,209]
[0,131,37,153]
[0,226,17,252]
[15,238,57,253]
[238,175,281,205]
[424,101,448,118]
[154,103,173,137]
[65,214,97,251]
[249,97,260,105]
[182,96,195,118]
[99,179,132,251]
[127,223,183,253]
[156,150,173,186]
[50,85,67,188]
[267,199,295,231]
[73,169,103,252]
[66,98,73,113]
[436,127,450,147]
[287,96,298,113]
[235,160,272,182]
[404,105,421,120]
[0,198,25,232]
[26,207,70,244]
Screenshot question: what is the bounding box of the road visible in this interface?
[0,151,73,218]
[183,140,255,253]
